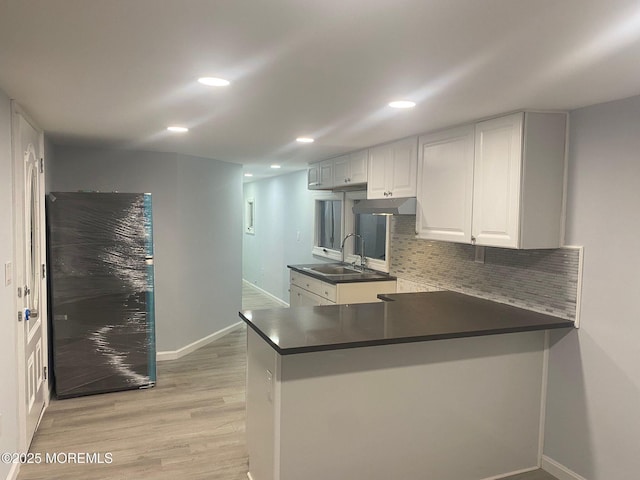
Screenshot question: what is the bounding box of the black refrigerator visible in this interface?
[47,192,156,398]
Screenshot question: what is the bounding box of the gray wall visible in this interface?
[0,88,19,480]
[49,146,242,352]
[243,170,324,302]
[544,95,640,479]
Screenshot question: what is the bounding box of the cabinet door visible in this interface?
[348,150,368,184]
[472,113,523,248]
[318,159,334,189]
[389,137,418,198]
[307,163,321,189]
[417,126,475,243]
[367,144,393,199]
[333,154,350,185]
[290,284,324,307]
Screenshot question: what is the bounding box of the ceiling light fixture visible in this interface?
[244,173,253,177]
[198,77,230,87]
[296,137,314,143]
[270,164,281,169]
[388,100,416,109]
[167,126,189,132]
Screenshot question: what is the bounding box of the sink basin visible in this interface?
[304,265,363,276]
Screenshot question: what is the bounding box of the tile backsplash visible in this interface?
[390,216,580,320]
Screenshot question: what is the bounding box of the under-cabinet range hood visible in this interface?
[352,197,416,215]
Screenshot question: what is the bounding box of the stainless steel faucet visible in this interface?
[341,233,366,270]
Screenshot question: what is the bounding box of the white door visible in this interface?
[333,154,350,185]
[13,104,48,450]
[367,143,392,199]
[389,137,418,198]
[348,150,368,185]
[417,125,475,243]
[472,113,523,248]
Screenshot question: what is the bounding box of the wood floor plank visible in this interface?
[17,284,557,480]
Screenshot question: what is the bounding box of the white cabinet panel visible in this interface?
[367,137,417,199]
[333,150,367,187]
[417,125,475,243]
[390,136,418,198]
[367,143,392,199]
[348,150,368,184]
[290,284,325,307]
[472,113,523,248]
[308,159,335,190]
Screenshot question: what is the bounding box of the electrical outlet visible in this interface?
[4,262,11,286]
[474,246,486,264]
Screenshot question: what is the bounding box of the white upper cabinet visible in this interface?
[417,112,567,249]
[307,159,334,190]
[333,149,368,186]
[417,125,475,243]
[367,137,418,199]
[473,112,567,249]
[472,113,524,248]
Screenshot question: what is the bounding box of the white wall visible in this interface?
[175,153,243,347]
[0,90,19,480]
[48,146,242,352]
[243,170,325,302]
[544,95,640,479]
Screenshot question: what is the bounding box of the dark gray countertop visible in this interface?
[287,263,396,284]
[239,291,575,355]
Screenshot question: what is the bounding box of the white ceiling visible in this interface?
[1,0,640,180]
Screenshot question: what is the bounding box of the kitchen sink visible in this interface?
[303,264,363,276]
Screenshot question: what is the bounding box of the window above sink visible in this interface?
[312,190,390,273]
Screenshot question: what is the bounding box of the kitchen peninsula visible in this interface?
[240,291,574,480]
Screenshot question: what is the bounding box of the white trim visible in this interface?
[538,330,550,465]
[574,246,584,328]
[246,473,254,480]
[542,455,588,480]
[6,462,20,480]
[478,465,539,480]
[243,280,289,307]
[156,321,244,362]
[562,245,584,328]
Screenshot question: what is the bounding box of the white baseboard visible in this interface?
[6,462,19,480]
[156,321,244,361]
[480,465,538,480]
[542,455,588,480]
[242,279,289,307]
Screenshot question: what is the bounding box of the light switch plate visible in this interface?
[4,262,11,286]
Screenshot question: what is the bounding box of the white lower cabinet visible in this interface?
[289,270,396,306]
[417,112,567,249]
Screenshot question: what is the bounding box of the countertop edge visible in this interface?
[239,310,574,356]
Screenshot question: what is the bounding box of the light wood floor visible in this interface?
[18,284,557,480]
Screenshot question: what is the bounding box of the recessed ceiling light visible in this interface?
[244,173,253,177]
[296,137,314,143]
[167,126,189,132]
[270,164,281,169]
[198,77,230,87]
[388,100,416,109]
